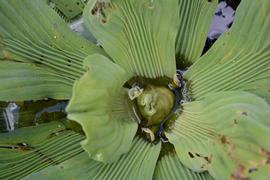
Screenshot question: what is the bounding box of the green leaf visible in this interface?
[66,54,138,163]
[154,153,213,180]
[176,0,218,65]
[0,61,72,101]
[184,0,270,102]
[0,122,84,179]
[166,91,270,180]
[84,0,179,78]
[23,137,161,180]
[0,0,104,100]
[49,0,87,21]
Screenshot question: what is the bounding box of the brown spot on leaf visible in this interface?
[204,156,212,163]
[188,152,194,158]
[3,50,11,59]
[232,164,250,180]
[266,157,270,164]
[241,112,248,116]
[47,129,66,139]
[248,168,258,173]
[261,148,270,156]
[221,135,229,144]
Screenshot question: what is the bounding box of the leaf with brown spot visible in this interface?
[167,91,270,179]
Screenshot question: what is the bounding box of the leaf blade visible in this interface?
[66,54,138,163]
[167,91,270,179]
[185,0,270,102]
[84,0,179,78]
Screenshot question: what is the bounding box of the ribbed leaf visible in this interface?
[0,122,84,180]
[23,137,161,180]
[176,0,218,65]
[154,153,213,180]
[184,0,270,102]
[167,91,270,180]
[84,0,179,78]
[0,61,71,101]
[66,54,138,163]
[49,0,87,21]
[0,0,103,100]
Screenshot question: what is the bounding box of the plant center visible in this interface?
[136,84,175,126]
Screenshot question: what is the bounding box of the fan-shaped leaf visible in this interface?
[0,61,72,101]
[0,0,103,100]
[0,121,84,179]
[23,137,161,180]
[167,91,270,180]
[154,153,213,180]
[66,54,138,163]
[176,0,218,65]
[84,0,179,78]
[185,0,270,103]
[49,0,87,21]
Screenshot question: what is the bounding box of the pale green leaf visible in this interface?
[49,0,87,21]
[84,0,179,78]
[0,122,84,179]
[23,137,161,180]
[176,0,218,65]
[167,91,270,180]
[0,0,104,100]
[154,153,213,180]
[66,54,138,163]
[0,61,72,101]
[184,0,270,102]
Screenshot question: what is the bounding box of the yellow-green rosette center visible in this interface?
[136,85,175,126]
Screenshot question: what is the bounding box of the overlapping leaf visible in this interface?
[23,137,161,180]
[84,0,179,78]
[0,122,84,179]
[185,0,270,103]
[0,61,72,101]
[167,91,270,180]
[0,0,103,100]
[176,0,218,65]
[49,0,87,21]
[154,153,213,180]
[66,54,138,163]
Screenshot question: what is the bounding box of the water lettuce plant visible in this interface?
[0,0,270,179]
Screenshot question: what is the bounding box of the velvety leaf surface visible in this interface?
[0,122,84,179]
[84,0,178,78]
[0,61,72,101]
[167,91,270,180]
[176,0,218,65]
[154,153,213,180]
[23,137,161,180]
[0,0,103,100]
[185,0,270,103]
[66,54,138,163]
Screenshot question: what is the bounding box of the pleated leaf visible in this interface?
[0,61,72,101]
[0,121,84,180]
[154,153,213,180]
[0,0,103,100]
[167,91,270,180]
[23,137,161,180]
[184,0,270,102]
[176,0,218,65]
[49,0,87,21]
[66,54,138,163]
[83,0,179,78]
